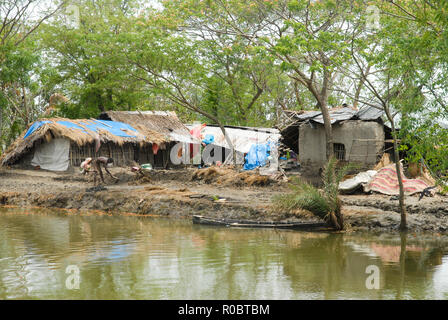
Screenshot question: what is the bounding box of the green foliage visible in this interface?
[273,157,353,229]
[0,31,41,149]
[1,0,448,177]
[400,116,448,181]
[37,0,150,118]
[273,179,331,219]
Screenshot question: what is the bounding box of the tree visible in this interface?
[37,0,148,118]
[171,0,367,159]
[115,14,242,164]
[336,0,446,230]
[381,0,448,187]
[0,0,64,151]
[153,0,301,127]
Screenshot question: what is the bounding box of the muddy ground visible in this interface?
[0,167,447,233]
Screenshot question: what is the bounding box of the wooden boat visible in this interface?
[192,215,329,231]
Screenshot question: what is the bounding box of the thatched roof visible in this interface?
[99,110,198,144]
[0,118,168,166]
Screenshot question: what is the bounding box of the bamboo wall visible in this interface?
[15,140,175,170]
[69,142,135,167]
[69,142,171,168]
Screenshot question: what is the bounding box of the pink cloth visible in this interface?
[189,124,206,158]
[152,143,159,155]
[190,123,206,138]
[365,164,432,195]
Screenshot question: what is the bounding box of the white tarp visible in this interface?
[169,132,201,144]
[339,170,377,194]
[31,138,70,171]
[186,125,281,167]
[186,125,281,154]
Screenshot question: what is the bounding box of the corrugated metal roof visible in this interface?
[356,106,384,120]
[284,105,384,125]
[310,107,358,124]
[202,124,280,134]
[294,111,322,121]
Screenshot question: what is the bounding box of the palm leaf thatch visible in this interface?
[0,117,169,166]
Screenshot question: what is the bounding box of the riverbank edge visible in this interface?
[1,187,447,234]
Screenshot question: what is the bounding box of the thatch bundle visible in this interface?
[0,117,169,166]
[192,166,272,187]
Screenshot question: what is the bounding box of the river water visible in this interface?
[0,207,447,300]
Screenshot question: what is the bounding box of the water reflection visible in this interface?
[0,207,447,299]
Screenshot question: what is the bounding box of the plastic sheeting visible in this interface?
[24,121,52,138]
[31,138,70,171]
[24,119,139,140]
[202,134,214,145]
[339,170,377,194]
[243,143,271,171]
[364,164,433,195]
[190,124,206,138]
[186,125,281,154]
[185,124,280,169]
[74,120,137,138]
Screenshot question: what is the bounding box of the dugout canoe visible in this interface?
[192,215,329,230]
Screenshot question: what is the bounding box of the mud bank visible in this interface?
[0,188,266,220]
[341,195,448,233]
[0,168,447,233]
[0,168,294,222]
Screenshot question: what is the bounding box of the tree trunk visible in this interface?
[217,123,237,166]
[22,85,29,125]
[397,232,407,299]
[384,104,407,230]
[293,81,304,110]
[394,132,407,230]
[184,103,238,167]
[335,198,344,230]
[353,64,371,109]
[317,68,334,160]
[319,100,334,160]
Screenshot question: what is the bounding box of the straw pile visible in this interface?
[192,166,272,187]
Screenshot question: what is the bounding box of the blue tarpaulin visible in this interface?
[23,119,140,140]
[23,121,52,138]
[202,134,214,145]
[243,143,271,171]
[55,121,88,133]
[76,120,137,138]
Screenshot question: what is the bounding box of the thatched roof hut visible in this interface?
[99,110,197,144]
[0,118,170,170]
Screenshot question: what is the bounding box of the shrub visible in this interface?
[273,157,353,230]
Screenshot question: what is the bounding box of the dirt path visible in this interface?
[1,167,447,233]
